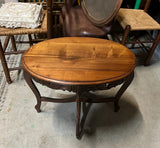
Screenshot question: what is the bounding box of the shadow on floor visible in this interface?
[53,92,143,138]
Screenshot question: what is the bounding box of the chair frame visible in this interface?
[0,0,47,84]
[47,0,65,39]
[116,0,160,66]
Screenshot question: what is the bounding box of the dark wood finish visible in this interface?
[47,0,54,39]
[0,39,26,83]
[22,37,136,139]
[23,37,136,84]
[145,30,160,66]
[28,34,33,47]
[59,0,122,37]
[121,25,131,45]
[115,0,160,66]
[3,36,10,52]
[10,36,17,51]
[47,0,65,38]
[0,41,12,84]
[144,0,151,12]
[0,36,26,83]
[120,26,160,66]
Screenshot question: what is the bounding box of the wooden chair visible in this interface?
[116,0,160,66]
[0,0,47,84]
[57,0,122,38]
[47,0,65,39]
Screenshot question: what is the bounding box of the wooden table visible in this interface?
[22,37,136,139]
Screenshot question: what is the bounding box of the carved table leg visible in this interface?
[81,102,92,136]
[114,72,134,112]
[76,89,93,139]
[23,70,41,112]
[76,91,82,139]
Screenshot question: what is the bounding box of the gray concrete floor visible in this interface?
[0,60,160,148]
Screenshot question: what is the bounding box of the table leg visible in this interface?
[23,70,41,112]
[114,72,134,112]
[76,90,92,139]
[76,91,82,139]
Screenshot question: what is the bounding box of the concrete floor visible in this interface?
[0,59,160,148]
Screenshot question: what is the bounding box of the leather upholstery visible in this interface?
[60,0,122,37]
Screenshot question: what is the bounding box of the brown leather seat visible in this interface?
[60,0,122,38]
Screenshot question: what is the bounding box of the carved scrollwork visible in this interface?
[31,74,130,93]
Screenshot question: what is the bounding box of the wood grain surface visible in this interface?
[22,37,136,85]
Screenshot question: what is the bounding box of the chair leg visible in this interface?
[0,41,12,84]
[121,25,131,45]
[131,32,140,49]
[28,34,33,47]
[11,35,17,51]
[144,30,160,66]
[34,34,37,39]
[3,36,10,52]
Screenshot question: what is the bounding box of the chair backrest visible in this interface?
[81,0,122,26]
[143,0,151,12]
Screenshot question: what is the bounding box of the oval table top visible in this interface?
[22,37,136,85]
